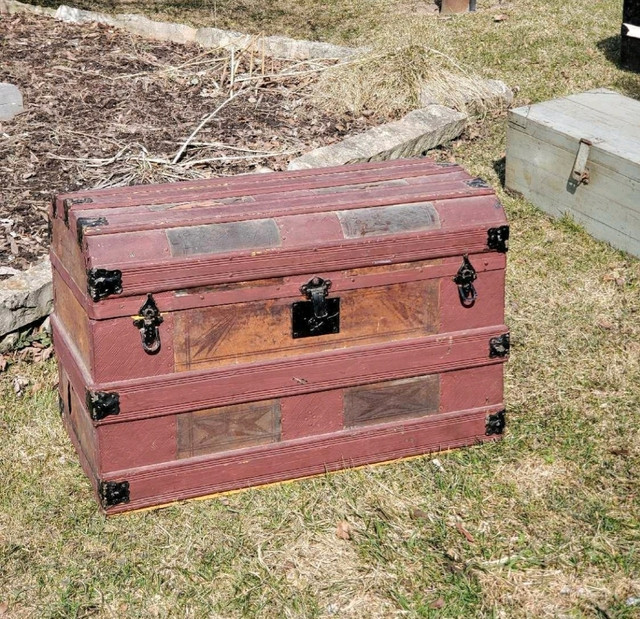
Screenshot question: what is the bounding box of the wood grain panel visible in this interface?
[344,375,440,428]
[177,400,281,459]
[103,405,501,514]
[53,269,92,373]
[51,218,87,294]
[281,390,344,440]
[173,279,439,371]
[59,365,99,476]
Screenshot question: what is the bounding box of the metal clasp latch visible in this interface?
[301,276,332,319]
[571,138,592,186]
[132,294,163,354]
[292,276,340,339]
[453,255,477,307]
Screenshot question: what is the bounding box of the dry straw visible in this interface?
[313,43,501,118]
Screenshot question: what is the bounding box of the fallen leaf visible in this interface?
[596,319,615,330]
[609,447,630,457]
[430,598,445,609]
[493,14,508,21]
[336,521,352,540]
[0,601,8,615]
[455,521,476,543]
[410,508,429,520]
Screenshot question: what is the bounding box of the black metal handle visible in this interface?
[132,294,163,355]
[139,323,161,354]
[453,255,478,308]
[457,281,477,307]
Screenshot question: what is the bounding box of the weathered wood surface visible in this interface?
[51,159,506,306]
[59,359,503,485]
[54,314,508,423]
[506,89,640,258]
[52,252,505,382]
[52,159,509,513]
[61,395,503,514]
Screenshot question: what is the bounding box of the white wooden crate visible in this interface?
[506,89,640,258]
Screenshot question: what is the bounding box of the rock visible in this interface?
[46,2,358,60]
[2,0,57,17]
[0,258,53,340]
[55,4,118,26]
[0,83,24,121]
[288,105,468,170]
[419,79,513,116]
[118,14,198,45]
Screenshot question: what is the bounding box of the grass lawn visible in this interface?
[2,0,640,617]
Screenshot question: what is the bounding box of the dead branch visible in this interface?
[171,88,249,165]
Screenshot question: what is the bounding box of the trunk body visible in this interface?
[506,89,640,258]
[52,159,509,514]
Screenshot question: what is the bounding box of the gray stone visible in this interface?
[55,4,118,26]
[43,1,357,60]
[118,13,198,44]
[5,0,359,60]
[0,83,24,121]
[0,331,20,353]
[0,258,53,339]
[2,0,57,17]
[288,105,468,170]
[419,78,513,116]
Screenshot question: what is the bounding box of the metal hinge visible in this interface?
[453,254,478,307]
[489,333,510,358]
[132,294,163,354]
[77,217,108,245]
[86,390,120,421]
[485,410,506,435]
[63,196,93,224]
[487,226,509,253]
[99,480,130,508]
[87,268,122,302]
[292,276,340,339]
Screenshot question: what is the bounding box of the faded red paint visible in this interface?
[52,158,509,514]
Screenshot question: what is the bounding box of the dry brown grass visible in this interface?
[313,44,506,118]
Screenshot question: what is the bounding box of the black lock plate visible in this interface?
[292,298,340,339]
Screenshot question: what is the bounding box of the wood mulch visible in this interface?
[0,11,376,270]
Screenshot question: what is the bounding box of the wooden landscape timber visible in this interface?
[51,158,509,514]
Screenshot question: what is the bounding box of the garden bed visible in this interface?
[0,11,376,270]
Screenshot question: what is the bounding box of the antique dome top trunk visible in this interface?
[51,158,510,514]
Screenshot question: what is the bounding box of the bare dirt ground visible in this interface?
[0,12,376,270]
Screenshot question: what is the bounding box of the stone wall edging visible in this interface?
[2,0,359,60]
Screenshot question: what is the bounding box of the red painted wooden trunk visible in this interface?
[51,158,510,514]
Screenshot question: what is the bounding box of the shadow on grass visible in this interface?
[493,156,506,188]
[596,34,622,68]
[597,35,640,100]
